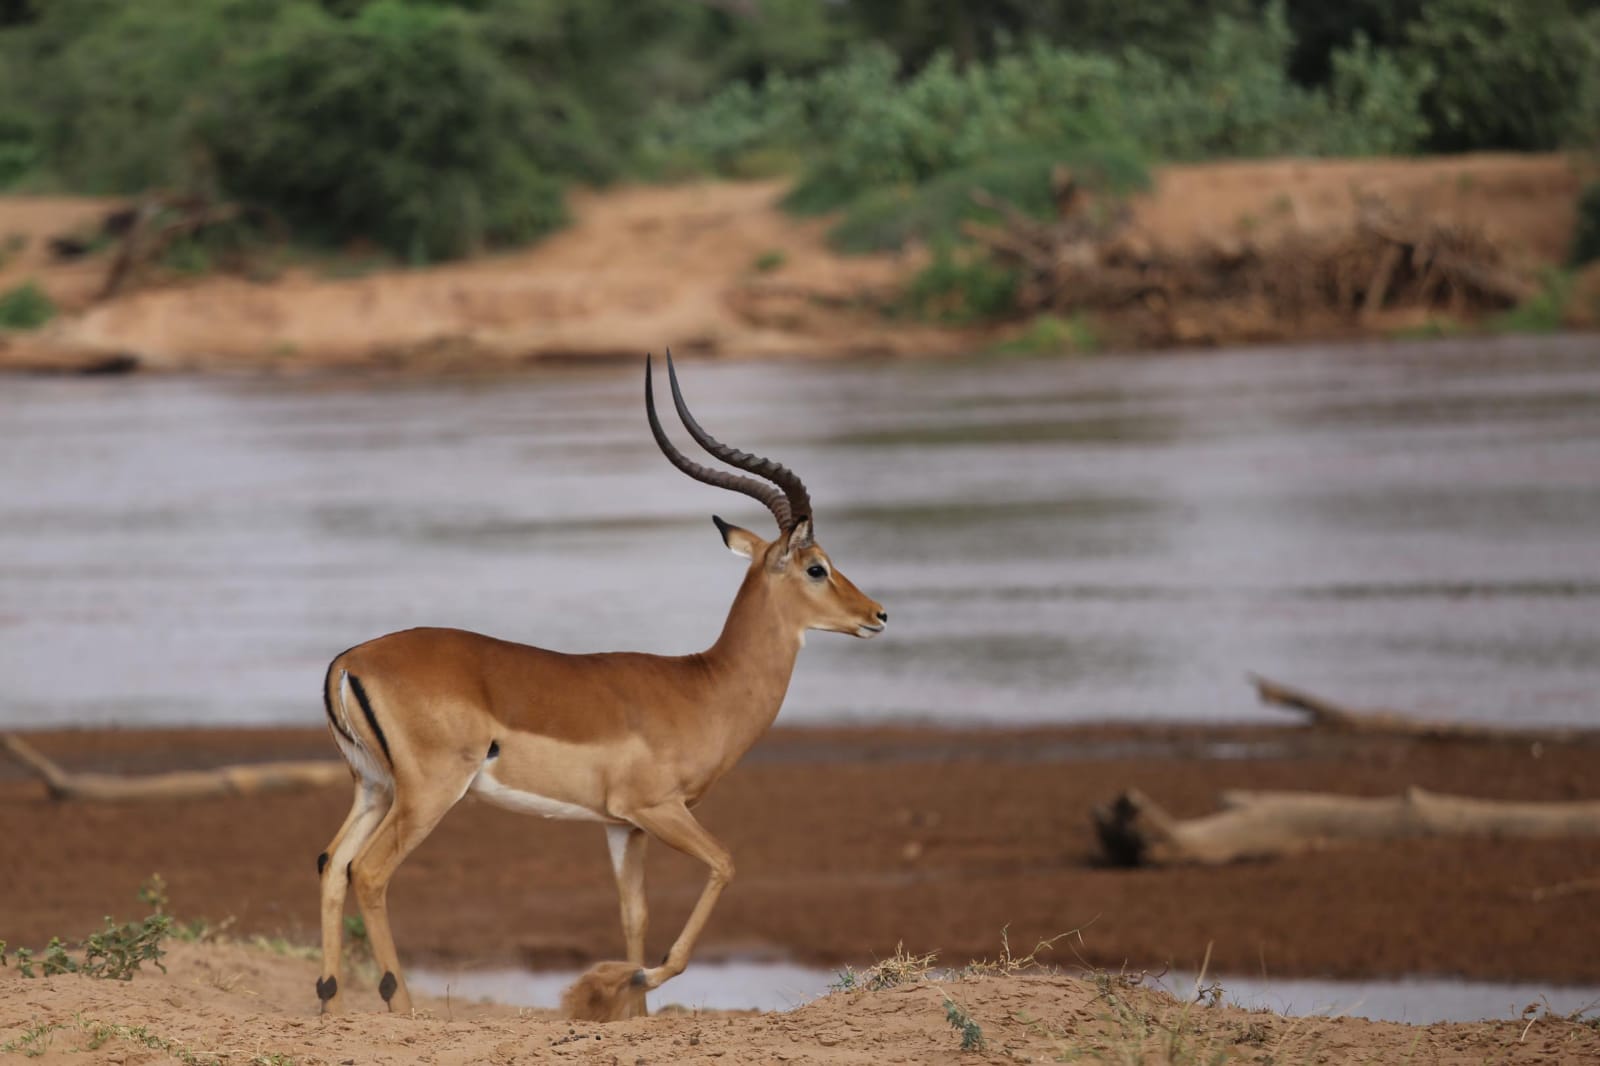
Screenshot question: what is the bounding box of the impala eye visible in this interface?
[806,564,828,580]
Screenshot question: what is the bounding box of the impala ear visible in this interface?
[771,518,812,570]
[712,515,762,560]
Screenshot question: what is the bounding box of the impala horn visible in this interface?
[645,351,812,534]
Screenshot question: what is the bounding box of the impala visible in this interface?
[314,352,887,1021]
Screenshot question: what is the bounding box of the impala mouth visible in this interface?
[855,622,885,638]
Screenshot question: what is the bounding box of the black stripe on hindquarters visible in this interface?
[346,673,393,767]
[487,739,500,760]
[322,660,355,745]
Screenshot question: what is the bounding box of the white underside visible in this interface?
[471,765,607,822]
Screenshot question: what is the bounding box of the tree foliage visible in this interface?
[0,0,1594,259]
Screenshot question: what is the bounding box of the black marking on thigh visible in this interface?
[379,971,398,1002]
[322,660,355,745]
[316,975,337,1001]
[487,739,500,760]
[346,861,353,885]
[317,851,329,876]
[347,673,392,767]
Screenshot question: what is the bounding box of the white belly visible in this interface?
[470,766,607,822]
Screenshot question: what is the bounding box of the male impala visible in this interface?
[315,352,887,1020]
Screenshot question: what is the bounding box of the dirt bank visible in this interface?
[0,154,1590,373]
[3,724,1599,988]
[4,940,1598,1066]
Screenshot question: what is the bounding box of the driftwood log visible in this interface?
[1,734,347,802]
[1250,674,1597,745]
[1093,786,1600,867]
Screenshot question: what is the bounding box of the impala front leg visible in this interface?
[563,803,732,1021]
[605,824,650,1019]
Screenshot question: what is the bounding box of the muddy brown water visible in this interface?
[2,333,1599,730]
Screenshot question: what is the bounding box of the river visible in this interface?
[2,334,1598,730]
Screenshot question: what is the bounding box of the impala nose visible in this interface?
[876,610,888,623]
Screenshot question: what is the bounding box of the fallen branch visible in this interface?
[1248,674,1595,745]
[1093,786,1600,867]
[1,734,347,801]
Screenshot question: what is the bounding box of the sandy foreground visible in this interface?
[4,940,1599,1066]
[0,153,1593,373]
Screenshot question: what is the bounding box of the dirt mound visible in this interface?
[3,941,1595,1064]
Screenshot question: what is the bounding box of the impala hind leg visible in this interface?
[605,825,650,1019]
[318,783,389,1015]
[564,803,731,1021]
[348,779,469,1014]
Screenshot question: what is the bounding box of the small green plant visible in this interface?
[1495,269,1574,334]
[991,313,1100,356]
[751,249,786,273]
[943,996,985,1052]
[40,936,78,976]
[0,280,55,330]
[9,876,173,982]
[80,1019,235,1066]
[0,1020,65,1058]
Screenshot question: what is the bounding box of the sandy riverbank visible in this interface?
[0,153,1592,374]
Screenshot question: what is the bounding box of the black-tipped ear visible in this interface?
[711,515,761,560]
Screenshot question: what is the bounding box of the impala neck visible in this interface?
[700,564,804,756]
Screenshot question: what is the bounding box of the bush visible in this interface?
[1405,0,1600,151]
[902,245,1018,323]
[826,146,1147,254]
[1572,183,1600,268]
[7,0,276,193]
[204,2,567,261]
[0,280,54,329]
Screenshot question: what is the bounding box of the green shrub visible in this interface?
[204,2,566,261]
[1405,0,1600,151]
[1572,183,1600,268]
[1495,269,1575,334]
[902,245,1018,323]
[7,0,277,193]
[826,146,1147,254]
[992,313,1101,356]
[0,280,54,329]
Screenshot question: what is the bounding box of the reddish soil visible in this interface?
[3,724,1598,988]
[0,153,1591,373]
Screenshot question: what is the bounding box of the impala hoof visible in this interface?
[562,961,648,1022]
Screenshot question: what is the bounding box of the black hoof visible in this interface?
[317,851,329,876]
[630,968,648,988]
[379,971,398,1002]
[316,975,337,1001]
